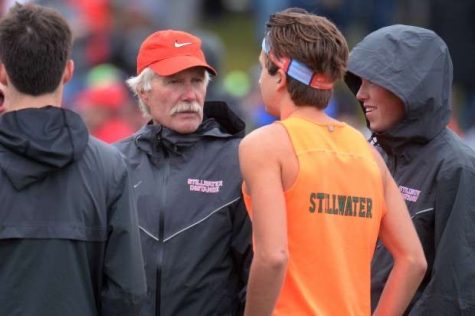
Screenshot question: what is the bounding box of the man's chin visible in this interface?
[0,105,4,115]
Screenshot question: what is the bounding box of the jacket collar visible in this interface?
[133,101,244,156]
[374,128,447,163]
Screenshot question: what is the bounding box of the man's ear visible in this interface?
[138,88,149,106]
[0,64,8,86]
[276,68,287,91]
[62,59,74,84]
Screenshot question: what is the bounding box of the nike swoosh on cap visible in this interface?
[174,41,192,48]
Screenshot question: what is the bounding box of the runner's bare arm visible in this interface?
[240,125,289,316]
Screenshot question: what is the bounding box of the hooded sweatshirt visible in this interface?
[347,25,475,315]
[0,106,146,316]
[114,101,252,316]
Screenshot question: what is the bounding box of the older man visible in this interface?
[114,30,252,316]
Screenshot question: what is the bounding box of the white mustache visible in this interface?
[169,101,202,116]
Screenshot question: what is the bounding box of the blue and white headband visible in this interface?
[261,36,334,90]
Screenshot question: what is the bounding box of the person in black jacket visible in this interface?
[346,24,475,315]
[0,3,146,316]
[114,29,252,316]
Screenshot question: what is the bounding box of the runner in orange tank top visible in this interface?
[239,8,427,316]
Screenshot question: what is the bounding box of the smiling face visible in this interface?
[356,79,405,133]
[139,67,207,134]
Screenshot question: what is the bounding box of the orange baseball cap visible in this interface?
[136,30,217,76]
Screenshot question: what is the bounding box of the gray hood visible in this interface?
[0,106,88,190]
[346,24,452,151]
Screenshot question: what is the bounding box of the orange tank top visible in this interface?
[244,116,386,316]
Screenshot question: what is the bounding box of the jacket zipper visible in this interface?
[156,139,169,316]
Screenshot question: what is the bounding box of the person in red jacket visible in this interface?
[77,83,135,143]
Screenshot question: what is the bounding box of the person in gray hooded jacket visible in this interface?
[346,24,475,315]
[114,29,252,316]
[0,3,146,316]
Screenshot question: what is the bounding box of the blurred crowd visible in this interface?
[1,0,473,146]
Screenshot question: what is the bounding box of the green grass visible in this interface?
[200,12,260,74]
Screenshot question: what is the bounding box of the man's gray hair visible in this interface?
[126,67,211,117]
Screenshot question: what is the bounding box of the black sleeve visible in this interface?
[230,195,253,314]
[101,159,147,316]
[409,167,475,315]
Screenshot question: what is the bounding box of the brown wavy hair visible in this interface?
[0,3,72,95]
[265,8,348,108]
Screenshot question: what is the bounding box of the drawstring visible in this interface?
[368,133,379,147]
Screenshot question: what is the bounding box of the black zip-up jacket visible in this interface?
[0,106,146,316]
[114,101,252,316]
[346,25,475,315]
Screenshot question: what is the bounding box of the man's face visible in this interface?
[356,79,405,133]
[141,67,207,134]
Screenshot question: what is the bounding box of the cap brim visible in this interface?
[149,56,217,76]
